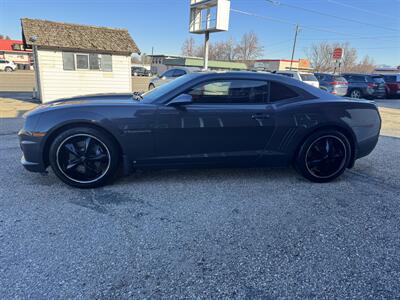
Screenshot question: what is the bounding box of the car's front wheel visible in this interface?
[5,67,13,72]
[295,130,351,183]
[49,127,120,188]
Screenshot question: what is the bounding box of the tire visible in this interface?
[49,127,120,188]
[349,89,362,99]
[5,67,13,72]
[294,130,351,183]
[148,83,155,90]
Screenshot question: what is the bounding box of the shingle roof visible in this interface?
[21,18,140,55]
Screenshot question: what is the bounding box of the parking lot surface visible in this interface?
[1,100,400,299]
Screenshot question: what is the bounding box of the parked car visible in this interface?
[131,66,152,77]
[0,59,17,72]
[148,67,199,90]
[19,72,381,188]
[381,74,400,98]
[342,73,386,99]
[314,73,348,96]
[276,71,320,88]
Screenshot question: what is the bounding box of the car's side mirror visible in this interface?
[167,94,193,107]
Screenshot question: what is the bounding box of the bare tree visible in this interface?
[352,55,376,73]
[0,34,11,40]
[306,42,360,73]
[235,31,264,65]
[181,37,196,57]
[180,32,261,64]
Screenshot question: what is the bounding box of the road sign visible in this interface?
[332,48,344,60]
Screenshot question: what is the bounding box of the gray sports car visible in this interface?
[19,72,381,188]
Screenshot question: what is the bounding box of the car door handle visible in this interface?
[252,113,271,119]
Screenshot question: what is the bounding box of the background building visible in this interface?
[21,18,140,102]
[254,58,311,72]
[0,39,32,69]
[149,54,247,74]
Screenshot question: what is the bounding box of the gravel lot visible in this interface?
[1,103,400,299]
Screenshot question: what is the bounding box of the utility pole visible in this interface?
[204,31,210,70]
[290,24,299,70]
[203,8,212,70]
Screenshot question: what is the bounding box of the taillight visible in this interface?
[367,83,377,88]
[330,81,347,85]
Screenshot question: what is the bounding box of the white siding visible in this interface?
[37,50,131,103]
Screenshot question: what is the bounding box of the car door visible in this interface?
[0,60,5,71]
[153,78,276,165]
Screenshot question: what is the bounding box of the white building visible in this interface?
[21,18,140,103]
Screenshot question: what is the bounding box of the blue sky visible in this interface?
[1,0,399,66]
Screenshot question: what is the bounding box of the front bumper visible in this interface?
[21,155,46,172]
[18,129,47,173]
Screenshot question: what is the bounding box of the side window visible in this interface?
[188,80,269,104]
[173,69,186,77]
[352,75,365,82]
[269,81,299,102]
[162,69,175,78]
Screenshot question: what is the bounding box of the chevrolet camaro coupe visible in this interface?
[19,72,381,188]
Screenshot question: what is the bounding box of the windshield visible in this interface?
[300,73,318,81]
[372,77,385,84]
[141,73,200,103]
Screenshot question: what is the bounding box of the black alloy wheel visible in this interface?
[295,130,351,183]
[49,127,119,188]
[57,134,110,183]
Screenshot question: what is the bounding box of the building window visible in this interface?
[62,52,75,70]
[76,54,89,69]
[89,53,100,70]
[62,52,113,71]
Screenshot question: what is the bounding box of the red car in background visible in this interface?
[381,74,400,98]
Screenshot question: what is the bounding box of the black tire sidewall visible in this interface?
[49,127,120,188]
[295,130,351,183]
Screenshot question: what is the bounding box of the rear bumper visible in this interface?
[356,134,380,159]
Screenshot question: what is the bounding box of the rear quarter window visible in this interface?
[269,81,299,102]
[300,74,318,81]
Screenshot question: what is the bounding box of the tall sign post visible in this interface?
[332,47,344,74]
[189,0,231,70]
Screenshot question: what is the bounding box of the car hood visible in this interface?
[25,93,139,117]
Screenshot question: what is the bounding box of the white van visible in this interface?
[277,71,320,88]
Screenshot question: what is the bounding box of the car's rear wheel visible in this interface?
[148,83,155,90]
[295,130,351,183]
[350,89,362,99]
[49,127,120,188]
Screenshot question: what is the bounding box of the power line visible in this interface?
[265,0,399,32]
[300,36,400,41]
[326,0,398,20]
[231,9,372,37]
